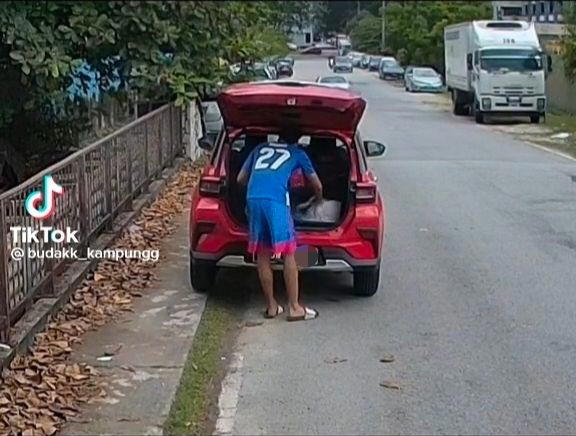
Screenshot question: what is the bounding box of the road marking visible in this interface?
[213,352,244,435]
[518,140,576,162]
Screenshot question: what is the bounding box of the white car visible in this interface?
[315,75,351,90]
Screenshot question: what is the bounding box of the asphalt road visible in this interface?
[224,57,576,435]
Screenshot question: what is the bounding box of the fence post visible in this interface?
[0,200,10,343]
[157,114,162,176]
[169,105,174,163]
[126,135,133,211]
[77,156,89,254]
[104,141,113,230]
[144,122,150,192]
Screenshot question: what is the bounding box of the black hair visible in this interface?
[278,124,301,144]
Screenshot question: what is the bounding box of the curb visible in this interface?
[0,157,189,370]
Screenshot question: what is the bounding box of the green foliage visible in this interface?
[349,13,382,54]
[349,1,492,69]
[0,1,300,170]
[561,2,576,81]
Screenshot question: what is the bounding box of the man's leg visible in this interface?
[256,252,279,317]
[283,253,305,318]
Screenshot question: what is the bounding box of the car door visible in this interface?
[404,67,413,85]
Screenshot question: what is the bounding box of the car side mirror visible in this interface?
[467,53,473,71]
[198,136,214,152]
[364,140,387,158]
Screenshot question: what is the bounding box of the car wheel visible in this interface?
[190,256,217,293]
[452,90,468,116]
[530,115,541,124]
[353,265,380,297]
[473,98,485,124]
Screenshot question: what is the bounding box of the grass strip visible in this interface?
[163,298,239,435]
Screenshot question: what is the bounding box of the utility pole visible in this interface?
[381,0,386,53]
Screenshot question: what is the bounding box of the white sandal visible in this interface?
[287,307,319,322]
[264,305,284,319]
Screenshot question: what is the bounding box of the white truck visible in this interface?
[444,21,550,124]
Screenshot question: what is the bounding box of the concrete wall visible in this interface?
[182,101,206,161]
[546,55,576,114]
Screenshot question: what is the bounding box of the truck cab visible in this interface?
[445,21,548,124]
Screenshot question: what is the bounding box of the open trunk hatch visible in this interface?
[217,81,366,134]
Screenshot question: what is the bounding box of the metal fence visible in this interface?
[0,103,183,342]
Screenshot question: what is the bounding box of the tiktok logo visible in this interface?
[24,175,64,220]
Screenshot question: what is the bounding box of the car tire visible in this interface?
[190,257,217,293]
[451,89,468,116]
[473,98,485,124]
[530,115,541,124]
[353,265,380,297]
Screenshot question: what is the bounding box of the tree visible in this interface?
[561,2,576,81]
[0,1,294,172]
[349,12,382,54]
[348,1,492,69]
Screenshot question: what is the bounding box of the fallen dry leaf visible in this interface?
[379,354,395,363]
[324,358,348,364]
[0,163,202,435]
[380,381,401,390]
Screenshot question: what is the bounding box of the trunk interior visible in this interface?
[227,134,351,230]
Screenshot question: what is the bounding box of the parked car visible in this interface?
[252,62,276,81]
[200,101,223,144]
[332,56,353,73]
[347,52,364,67]
[360,54,371,69]
[404,67,444,93]
[316,75,351,90]
[368,56,382,71]
[190,81,387,296]
[379,58,404,80]
[274,59,294,77]
[299,45,322,55]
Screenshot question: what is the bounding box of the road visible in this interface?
[222,57,576,435]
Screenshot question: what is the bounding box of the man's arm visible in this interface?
[237,148,256,186]
[237,167,250,186]
[306,172,323,203]
[296,149,323,210]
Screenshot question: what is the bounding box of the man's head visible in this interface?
[278,124,301,145]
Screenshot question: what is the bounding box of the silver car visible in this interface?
[404,67,444,93]
[315,75,351,90]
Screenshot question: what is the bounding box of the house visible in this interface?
[493,1,567,23]
[288,23,315,48]
[492,1,567,47]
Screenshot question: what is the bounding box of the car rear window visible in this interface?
[230,134,345,152]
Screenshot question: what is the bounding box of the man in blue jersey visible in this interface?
[237,126,323,321]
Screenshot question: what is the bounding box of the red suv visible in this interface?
[189,81,387,296]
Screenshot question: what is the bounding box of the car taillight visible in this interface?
[199,176,224,197]
[355,182,377,203]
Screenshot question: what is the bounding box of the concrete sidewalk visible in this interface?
[62,211,206,435]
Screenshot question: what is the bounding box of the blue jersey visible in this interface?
[241,141,316,206]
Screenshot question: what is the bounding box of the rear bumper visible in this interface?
[190,195,385,273]
[192,247,380,271]
[413,86,444,93]
[381,73,403,80]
